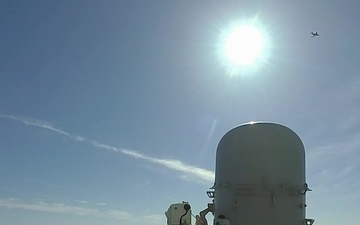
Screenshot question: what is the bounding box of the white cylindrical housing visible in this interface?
[214,122,308,225]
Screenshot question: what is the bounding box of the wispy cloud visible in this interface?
[26,178,88,193]
[0,198,100,216]
[75,200,88,204]
[0,114,215,182]
[0,198,164,224]
[306,124,360,203]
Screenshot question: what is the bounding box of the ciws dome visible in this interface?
[166,122,315,225]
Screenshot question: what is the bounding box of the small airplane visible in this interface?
[311,32,319,37]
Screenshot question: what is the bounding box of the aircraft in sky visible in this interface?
[311,32,319,37]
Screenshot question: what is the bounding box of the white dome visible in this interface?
[214,122,309,225]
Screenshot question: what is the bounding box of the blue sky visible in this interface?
[1,1,359,225]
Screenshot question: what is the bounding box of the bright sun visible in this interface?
[218,21,269,76]
[225,25,264,66]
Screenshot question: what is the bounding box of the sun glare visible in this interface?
[225,25,264,65]
[218,20,270,76]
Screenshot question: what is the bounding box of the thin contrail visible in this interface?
[0,114,215,182]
